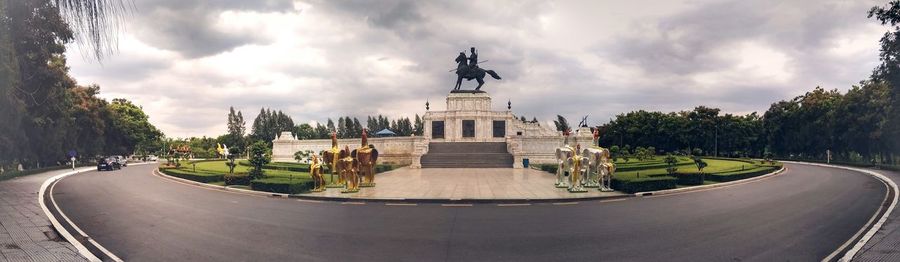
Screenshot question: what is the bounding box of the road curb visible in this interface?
[38,162,156,262]
[779,161,898,262]
[634,166,787,197]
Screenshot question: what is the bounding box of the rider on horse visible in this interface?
[452,46,501,91]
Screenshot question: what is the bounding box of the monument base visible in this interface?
[341,188,360,193]
[359,183,376,187]
[449,89,486,94]
[326,184,344,188]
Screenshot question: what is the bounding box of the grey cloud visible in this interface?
[130,0,295,58]
[67,0,885,137]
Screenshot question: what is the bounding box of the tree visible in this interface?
[413,114,424,136]
[294,150,313,163]
[293,123,315,140]
[693,156,708,173]
[609,145,620,162]
[664,154,678,175]
[247,141,270,180]
[869,2,900,164]
[554,115,571,132]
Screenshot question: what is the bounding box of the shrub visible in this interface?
[673,173,704,185]
[247,141,271,180]
[250,178,314,194]
[706,166,779,182]
[159,168,224,183]
[375,164,397,173]
[532,164,558,174]
[611,177,677,193]
[664,154,678,175]
[224,173,251,185]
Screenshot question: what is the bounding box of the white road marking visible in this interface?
[385,203,418,206]
[441,204,473,207]
[552,202,579,205]
[497,203,531,207]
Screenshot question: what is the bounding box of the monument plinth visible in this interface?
[423,92,512,143]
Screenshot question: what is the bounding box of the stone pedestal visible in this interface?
[423,92,513,143]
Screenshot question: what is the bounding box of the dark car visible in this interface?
[97,157,121,171]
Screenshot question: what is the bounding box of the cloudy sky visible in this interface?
[65,0,888,138]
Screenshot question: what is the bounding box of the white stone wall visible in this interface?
[272,134,426,166]
[272,92,569,168]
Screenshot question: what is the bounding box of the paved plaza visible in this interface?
[302,167,625,200]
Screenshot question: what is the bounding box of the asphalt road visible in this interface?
[52,163,886,262]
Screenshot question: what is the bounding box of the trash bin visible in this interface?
[523,158,530,168]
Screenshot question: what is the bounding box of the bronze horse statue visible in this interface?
[453,52,501,91]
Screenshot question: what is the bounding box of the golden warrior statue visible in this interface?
[309,155,326,192]
[339,146,359,193]
[322,132,344,188]
[353,129,379,187]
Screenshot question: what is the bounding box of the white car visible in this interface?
[113,155,128,167]
[148,155,158,161]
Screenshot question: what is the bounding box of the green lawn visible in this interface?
[608,157,780,181]
[185,160,332,182]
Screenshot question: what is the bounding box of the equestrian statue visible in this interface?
[322,132,345,188]
[309,154,327,192]
[338,145,359,193]
[352,129,379,187]
[452,47,502,92]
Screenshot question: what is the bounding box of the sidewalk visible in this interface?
[0,169,87,262]
[853,168,900,261]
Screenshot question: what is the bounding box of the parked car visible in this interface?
[148,155,158,162]
[97,157,121,171]
[113,155,128,167]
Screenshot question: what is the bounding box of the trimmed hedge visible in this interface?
[375,164,399,173]
[224,173,251,185]
[673,173,704,185]
[706,166,779,182]
[611,177,677,194]
[159,168,224,183]
[250,178,314,194]
[238,161,311,172]
[532,164,559,174]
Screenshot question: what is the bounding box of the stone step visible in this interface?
[421,142,513,168]
[427,142,508,153]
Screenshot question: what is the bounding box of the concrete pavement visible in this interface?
[0,168,87,262]
[301,167,625,200]
[852,168,900,261]
[51,163,886,261]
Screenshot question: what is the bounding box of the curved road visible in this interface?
[52,164,885,261]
